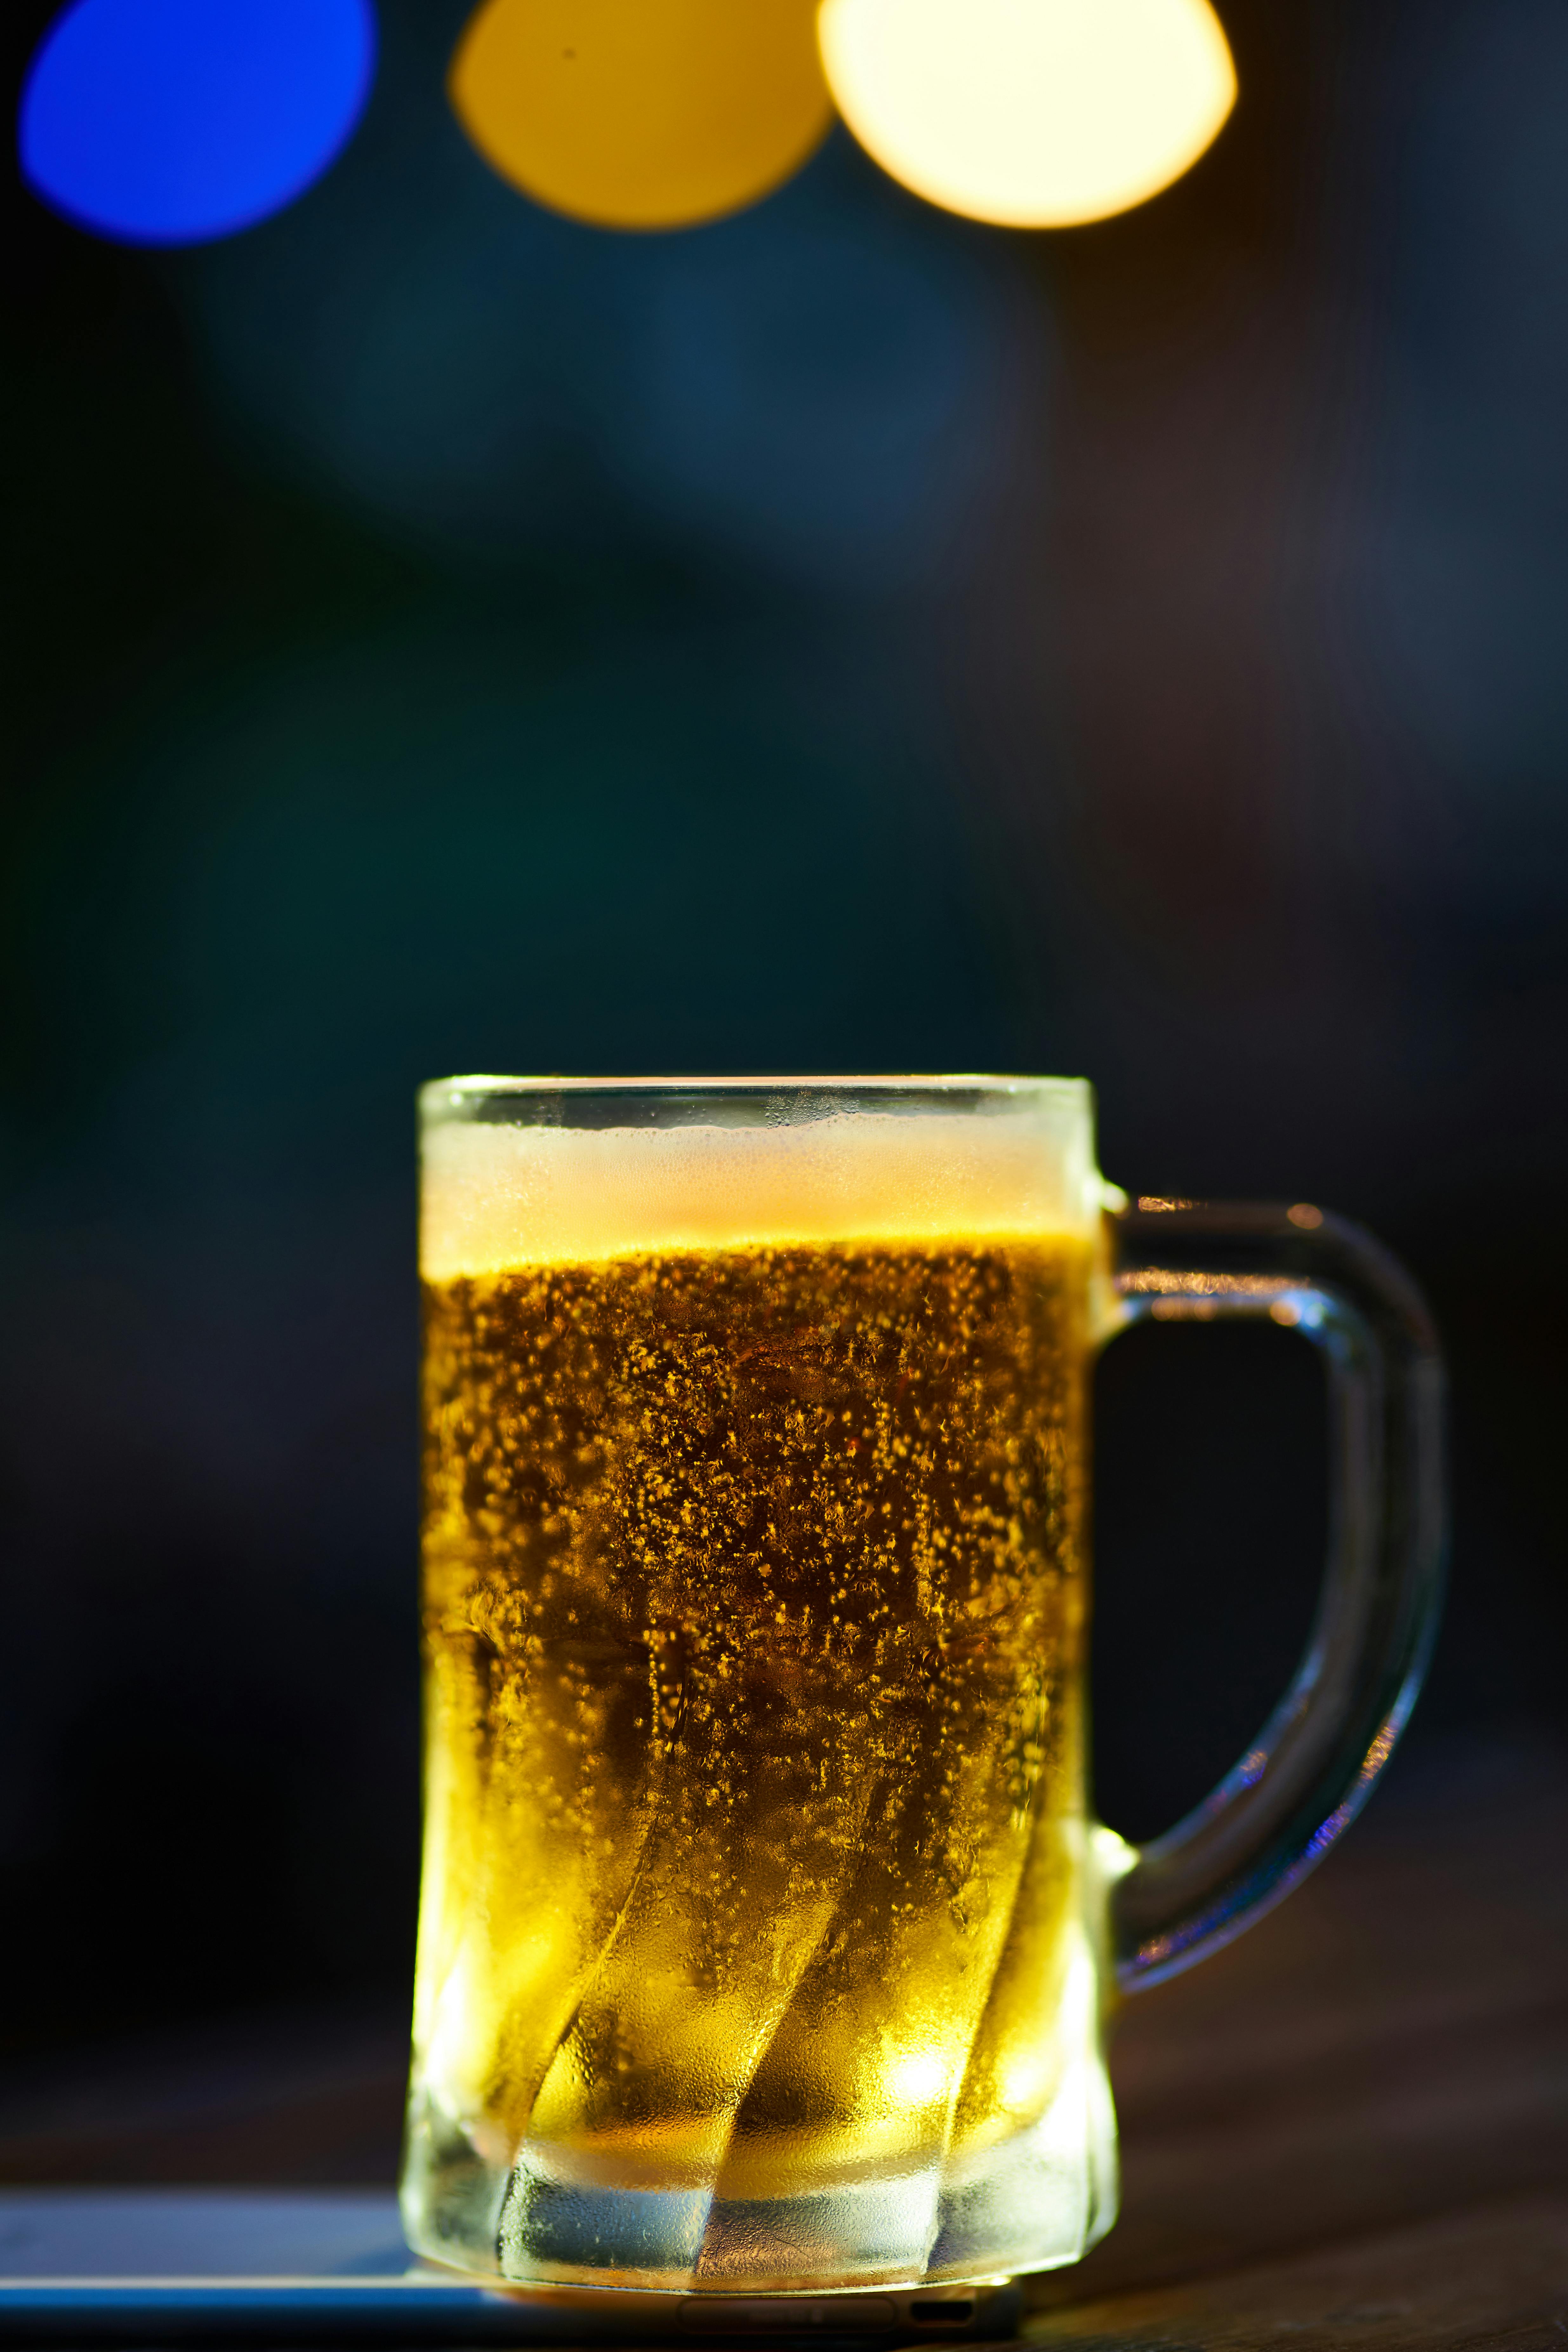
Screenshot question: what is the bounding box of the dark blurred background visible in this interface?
[2,0,1565,2125]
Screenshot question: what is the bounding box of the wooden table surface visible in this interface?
[3,1733,1566,2348]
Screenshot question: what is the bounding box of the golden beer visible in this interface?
[404,1086,1119,2290]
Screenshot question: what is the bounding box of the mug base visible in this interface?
[402,2053,1117,2297]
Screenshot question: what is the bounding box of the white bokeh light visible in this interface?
[817,0,1237,230]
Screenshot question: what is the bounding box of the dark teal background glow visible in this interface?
[3,0,1565,2070]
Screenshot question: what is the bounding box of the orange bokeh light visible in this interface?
[449,0,834,232]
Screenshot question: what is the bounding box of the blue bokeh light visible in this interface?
[18,0,377,247]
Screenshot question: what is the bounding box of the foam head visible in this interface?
[420,1077,1108,1278]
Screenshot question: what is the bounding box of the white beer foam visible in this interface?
[422,1102,1103,1278]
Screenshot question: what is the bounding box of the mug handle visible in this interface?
[1100,1199,1446,1992]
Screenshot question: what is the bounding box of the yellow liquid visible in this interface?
[405,1236,1112,2288]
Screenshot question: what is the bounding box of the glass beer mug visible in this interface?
[403,1077,1443,2297]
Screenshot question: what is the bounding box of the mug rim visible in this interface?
[419,1074,1095,1130]
[423,1072,1091,1099]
